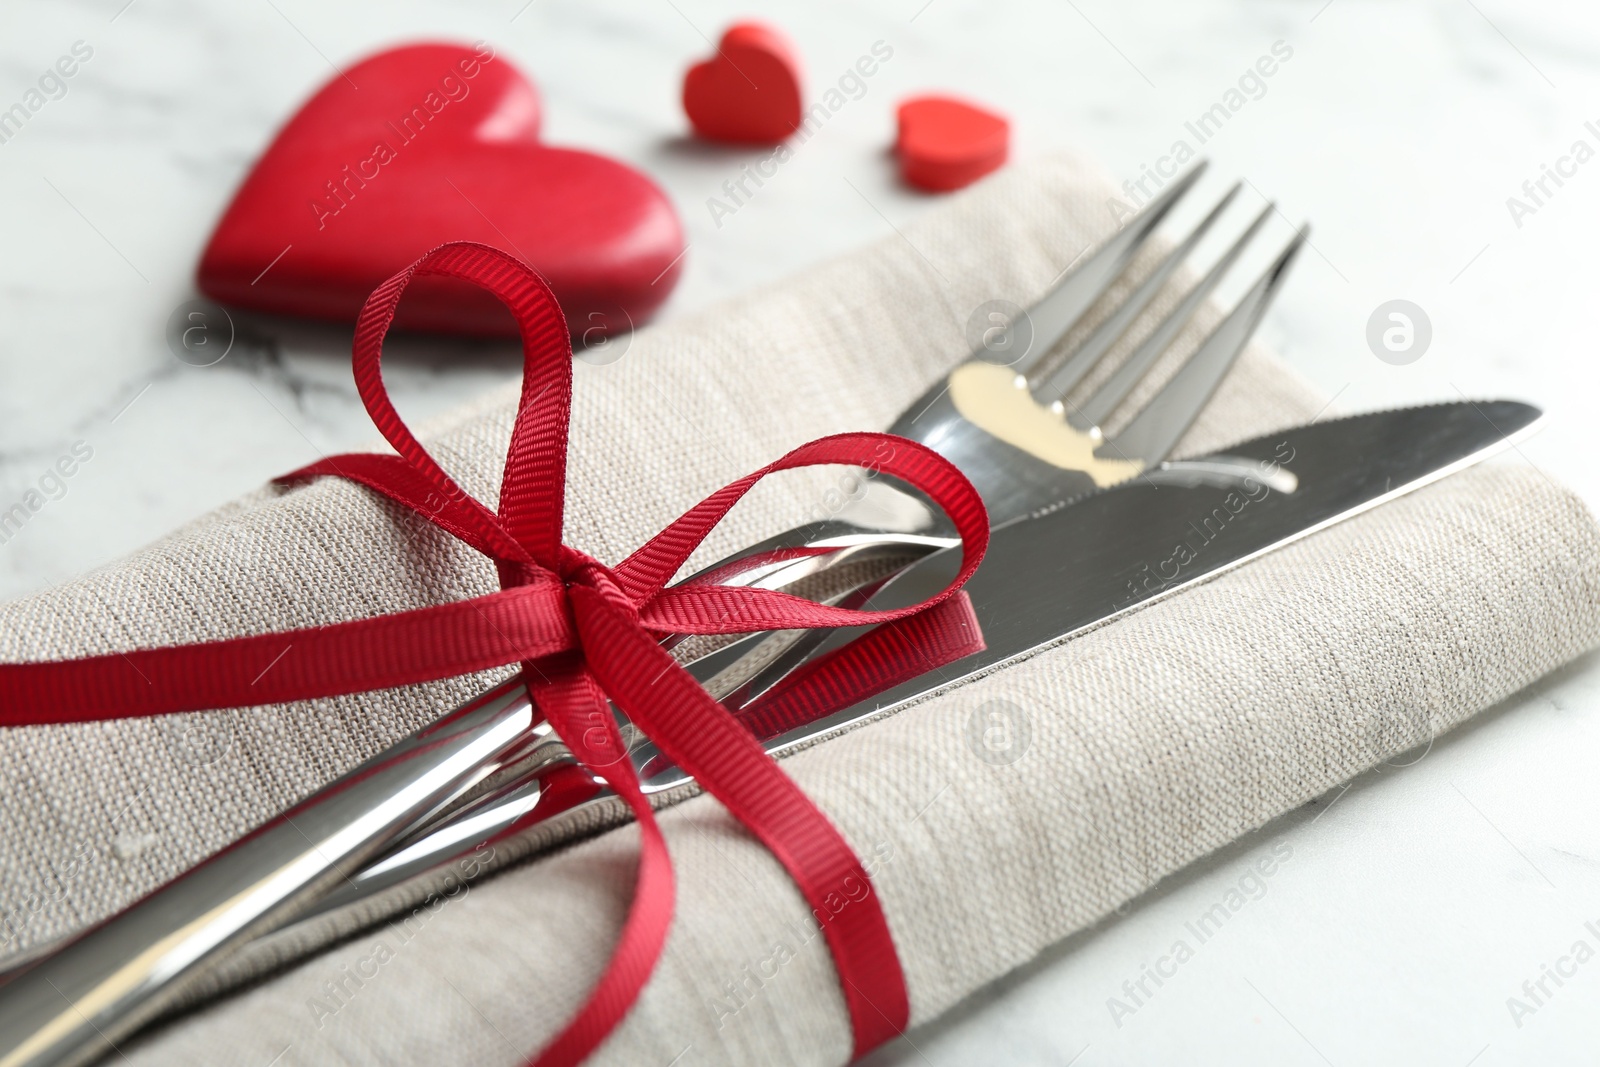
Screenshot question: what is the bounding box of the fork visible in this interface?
[301,159,1309,911]
[691,160,1306,592]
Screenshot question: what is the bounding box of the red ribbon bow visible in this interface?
[0,242,989,1065]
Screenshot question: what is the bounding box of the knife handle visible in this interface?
[0,677,536,1067]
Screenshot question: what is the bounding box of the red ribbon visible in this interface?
[0,242,988,1064]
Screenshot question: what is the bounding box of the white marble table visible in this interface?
[3,0,1599,1063]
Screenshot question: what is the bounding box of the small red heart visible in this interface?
[682,22,803,144]
[198,42,684,337]
[895,95,1010,193]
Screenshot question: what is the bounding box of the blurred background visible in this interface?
[2,1,1598,1063]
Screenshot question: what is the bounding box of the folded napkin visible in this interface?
[3,155,1598,1065]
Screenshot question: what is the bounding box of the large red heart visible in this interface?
[895,95,1010,193]
[682,23,802,144]
[198,42,684,337]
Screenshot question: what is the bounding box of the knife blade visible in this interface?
[745,398,1545,763]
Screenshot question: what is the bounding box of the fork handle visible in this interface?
[0,679,538,1067]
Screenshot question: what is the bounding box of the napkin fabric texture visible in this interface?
[1,156,1597,1065]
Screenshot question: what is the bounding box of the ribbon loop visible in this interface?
[350,243,575,571]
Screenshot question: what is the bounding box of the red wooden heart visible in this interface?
[895,95,1010,193]
[198,42,684,337]
[682,22,803,144]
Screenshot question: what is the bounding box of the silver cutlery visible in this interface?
[0,395,1544,1067]
[0,162,1315,1066]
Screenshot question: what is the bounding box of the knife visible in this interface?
[231,398,1547,952]
[0,398,1543,1067]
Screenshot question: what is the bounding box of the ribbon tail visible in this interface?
[571,586,911,1057]
[0,582,575,724]
[524,659,675,1067]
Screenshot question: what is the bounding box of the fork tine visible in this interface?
[1100,225,1308,468]
[1012,160,1208,377]
[1040,182,1243,405]
[1065,198,1272,430]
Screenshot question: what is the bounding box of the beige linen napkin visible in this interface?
[2,155,1598,1065]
